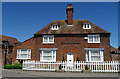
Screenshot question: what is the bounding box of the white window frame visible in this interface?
[86,50,103,62]
[40,50,56,62]
[88,35,100,43]
[43,35,54,44]
[16,49,31,59]
[83,24,91,29]
[51,24,59,30]
[67,25,73,27]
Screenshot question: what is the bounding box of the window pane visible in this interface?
[91,56,100,61]
[52,25,54,28]
[43,51,52,56]
[21,54,27,58]
[86,51,89,61]
[44,37,48,42]
[56,25,58,28]
[91,51,100,56]
[40,52,42,60]
[43,50,52,60]
[53,51,55,60]
[94,36,99,42]
[21,50,28,58]
[17,53,20,58]
[43,56,52,60]
[21,49,27,53]
[86,24,88,28]
[89,36,93,42]
[49,37,53,42]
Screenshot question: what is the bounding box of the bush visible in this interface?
[62,57,65,62]
[4,62,22,69]
[76,57,80,61]
[59,64,62,70]
[85,65,89,70]
[4,64,13,69]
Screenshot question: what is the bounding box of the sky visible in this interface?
[2,2,118,48]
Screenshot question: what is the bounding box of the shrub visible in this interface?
[76,57,80,61]
[12,64,22,69]
[4,64,13,69]
[59,64,62,70]
[85,65,89,70]
[62,57,65,62]
[4,62,22,69]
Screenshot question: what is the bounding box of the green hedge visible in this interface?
[4,62,22,69]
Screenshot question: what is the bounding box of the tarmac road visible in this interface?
[2,69,119,78]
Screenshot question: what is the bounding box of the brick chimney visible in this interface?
[66,4,74,25]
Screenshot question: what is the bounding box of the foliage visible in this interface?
[4,62,22,69]
[59,64,62,70]
[85,65,89,70]
[4,64,13,69]
[62,57,65,62]
[76,57,80,61]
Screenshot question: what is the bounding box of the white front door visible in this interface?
[67,52,74,66]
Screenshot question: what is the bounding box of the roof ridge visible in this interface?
[0,35,17,39]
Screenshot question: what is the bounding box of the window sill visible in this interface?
[42,42,54,44]
[86,61,103,63]
[40,60,56,62]
[51,29,59,30]
[16,58,31,60]
[88,42,100,44]
[83,28,91,29]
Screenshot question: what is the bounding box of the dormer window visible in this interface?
[83,24,91,29]
[51,24,59,30]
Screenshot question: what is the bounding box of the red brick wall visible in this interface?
[111,54,120,61]
[34,34,111,61]
[12,34,111,63]
[12,38,36,63]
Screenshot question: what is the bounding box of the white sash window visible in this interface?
[88,35,100,43]
[17,49,31,59]
[43,35,54,43]
[40,48,57,62]
[85,48,104,62]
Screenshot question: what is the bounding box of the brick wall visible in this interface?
[111,54,120,61]
[12,38,35,63]
[12,34,111,63]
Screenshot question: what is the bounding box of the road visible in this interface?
[2,69,119,78]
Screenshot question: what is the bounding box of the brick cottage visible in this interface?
[12,4,118,64]
[1,35,20,65]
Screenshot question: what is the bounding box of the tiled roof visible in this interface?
[35,19,110,35]
[0,35,20,45]
[110,46,118,52]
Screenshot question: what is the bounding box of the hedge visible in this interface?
[4,62,22,69]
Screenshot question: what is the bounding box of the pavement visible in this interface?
[2,69,120,78]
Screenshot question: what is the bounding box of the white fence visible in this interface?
[22,60,120,72]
